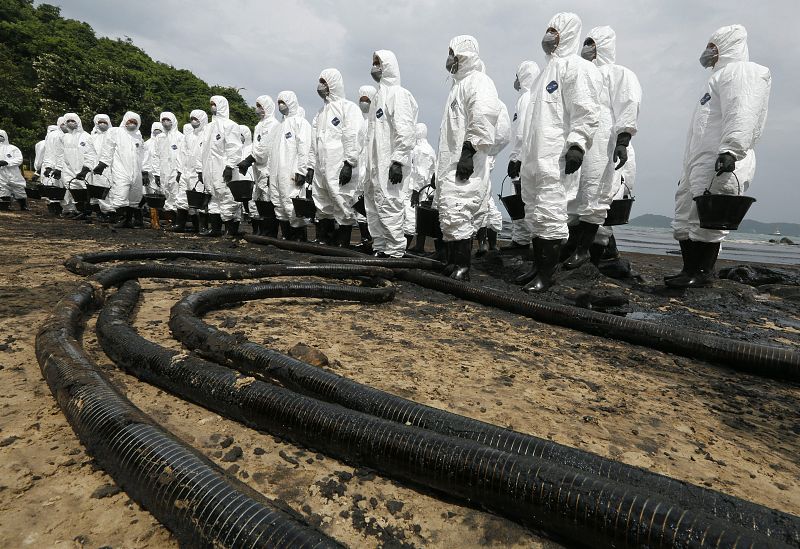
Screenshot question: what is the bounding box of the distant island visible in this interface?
[629,214,800,237]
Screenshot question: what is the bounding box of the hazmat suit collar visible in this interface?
[210,95,230,119]
[320,68,345,102]
[415,123,427,141]
[239,125,252,147]
[189,109,208,134]
[256,95,275,119]
[375,50,401,87]
[277,91,300,117]
[449,35,482,80]
[548,12,582,59]
[710,24,749,71]
[588,26,616,66]
[516,60,540,93]
[159,111,179,134]
[63,113,84,134]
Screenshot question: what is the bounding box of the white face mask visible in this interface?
[190,119,201,128]
[359,101,370,114]
[125,123,138,132]
[210,105,217,115]
[161,120,173,131]
[66,120,78,131]
[278,103,289,116]
[60,125,68,133]
[152,129,162,137]
[0,136,5,143]
[97,122,109,132]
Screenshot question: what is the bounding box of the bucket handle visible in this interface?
[498,175,514,198]
[704,172,741,196]
[67,177,79,190]
[191,176,205,193]
[620,176,633,199]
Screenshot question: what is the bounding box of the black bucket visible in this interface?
[604,198,635,226]
[292,196,316,219]
[25,186,42,199]
[0,197,12,211]
[694,173,754,231]
[87,183,110,200]
[353,195,366,217]
[91,203,102,213]
[227,179,253,203]
[144,193,166,209]
[42,186,67,201]
[69,188,89,203]
[498,177,525,220]
[254,200,276,219]
[186,189,211,209]
[416,201,443,239]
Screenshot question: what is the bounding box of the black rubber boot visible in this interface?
[487,228,498,251]
[474,228,488,258]
[442,241,456,276]
[17,198,30,211]
[113,207,133,229]
[563,221,600,270]
[190,214,200,233]
[319,219,336,244]
[48,202,63,216]
[410,233,426,253]
[290,225,308,242]
[664,240,693,282]
[172,209,189,233]
[523,238,561,293]
[358,222,371,242]
[132,208,144,228]
[450,238,473,281]
[431,238,446,262]
[263,217,279,238]
[337,225,353,247]
[224,220,240,237]
[251,218,261,235]
[202,214,223,237]
[559,223,581,262]
[666,241,720,288]
[278,220,292,239]
[513,243,538,285]
[405,234,414,249]
[72,202,89,221]
[196,212,208,234]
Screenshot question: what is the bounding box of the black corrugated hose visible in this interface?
[98,278,783,549]
[168,282,800,546]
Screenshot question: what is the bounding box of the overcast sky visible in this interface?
[51,0,798,223]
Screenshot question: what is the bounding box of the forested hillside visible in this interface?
[0,0,257,164]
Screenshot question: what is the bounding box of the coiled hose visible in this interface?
[168,283,800,546]
[35,281,341,548]
[97,278,780,549]
[244,235,800,380]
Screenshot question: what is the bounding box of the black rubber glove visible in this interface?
[141,172,150,186]
[295,173,306,186]
[388,161,403,185]
[339,161,353,185]
[613,132,632,170]
[44,167,53,178]
[0,160,7,167]
[238,154,255,175]
[75,166,91,180]
[564,146,584,175]
[176,172,181,183]
[154,175,161,187]
[456,141,476,181]
[507,159,521,179]
[411,189,420,207]
[306,167,314,183]
[223,166,233,183]
[715,152,736,176]
[430,174,436,189]
[92,162,107,175]
[197,172,204,184]
[53,169,62,180]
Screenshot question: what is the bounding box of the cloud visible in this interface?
[50,0,799,221]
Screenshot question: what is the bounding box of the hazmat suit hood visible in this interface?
[239,124,252,147]
[56,116,66,131]
[415,123,427,141]
[587,26,616,66]
[358,85,377,102]
[256,95,275,119]
[548,12,583,58]
[374,50,401,87]
[210,95,230,119]
[189,109,208,133]
[709,24,749,71]
[149,121,163,137]
[320,68,346,102]
[0,129,8,143]
[47,125,58,133]
[516,60,540,92]
[63,113,84,134]
[159,111,179,133]
[277,91,300,117]
[92,114,111,133]
[119,111,142,131]
[449,35,483,80]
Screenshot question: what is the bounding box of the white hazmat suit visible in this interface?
[250,95,279,202]
[152,112,184,212]
[404,123,436,236]
[0,130,27,200]
[177,110,208,211]
[98,111,145,212]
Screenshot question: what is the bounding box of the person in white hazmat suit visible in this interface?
[667,24,770,288]
[87,115,113,221]
[143,121,162,182]
[42,117,66,216]
[436,35,501,281]
[365,50,418,258]
[56,113,97,220]
[196,95,244,237]
[559,26,642,270]
[308,68,362,247]
[406,123,436,252]
[354,84,377,249]
[0,130,29,210]
[175,111,208,233]
[518,12,602,293]
[239,95,280,236]
[152,112,184,224]
[94,111,146,229]
[505,60,540,252]
[475,98,511,257]
[268,91,313,241]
